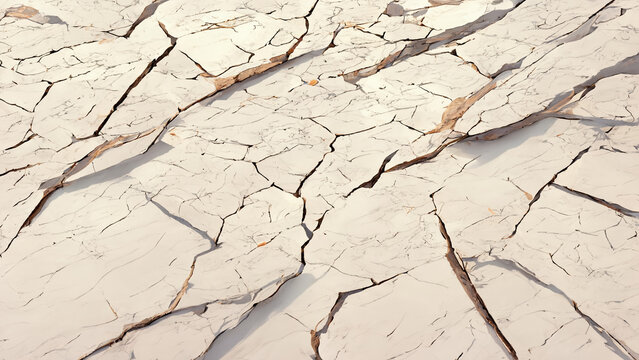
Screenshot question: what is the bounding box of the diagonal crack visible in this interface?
[79,188,244,358]
[572,301,638,360]
[295,136,336,198]
[310,272,408,360]
[506,146,592,239]
[147,196,217,243]
[91,21,177,136]
[79,259,196,359]
[3,132,38,151]
[430,190,518,359]
[551,184,639,217]
[3,0,323,257]
[383,40,639,176]
[342,0,528,82]
[468,256,637,359]
[1,129,158,256]
[470,51,639,141]
[485,0,620,79]
[384,79,497,172]
[386,49,639,173]
[0,163,40,177]
[141,0,321,156]
[346,149,398,197]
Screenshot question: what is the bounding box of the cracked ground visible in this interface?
[1,0,639,359]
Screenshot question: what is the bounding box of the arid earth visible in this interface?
[1,0,639,359]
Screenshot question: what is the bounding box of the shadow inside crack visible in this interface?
[451,115,633,167]
[198,49,326,107]
[203,272,316,359]
[60,140,173,194]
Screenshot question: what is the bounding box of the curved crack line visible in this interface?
[572,301,638,359]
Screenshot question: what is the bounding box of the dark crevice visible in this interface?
[471,51,639,141]
[572,301,638,359]
[0,163,39,177]
[147,197,216,243]
[552,184,639,217]
[300,209,328,265]
[386,137,462,172]
[91,21,177,136]
[80,4,326,357]
[0,97,32,113]
[33,81,54,111]
[346,149,397,196]
[4,132,38,151]
[449,49,490,78]
[469,256,636,359]
[295,136,336,198]
[342,0,528,82]
[431,191,518,360]
[123,0,171,38]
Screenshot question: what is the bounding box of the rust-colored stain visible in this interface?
[6,5,39,19]
[342,49,402,82]
[488,208,496,215]
[308,79,319,86]
[257,241,268,247]
[343,21,364,30]
[427,80,496,134]
[523,191,533,201]
[169,132,177,136]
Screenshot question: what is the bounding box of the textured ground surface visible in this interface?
[1,0,639,359]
